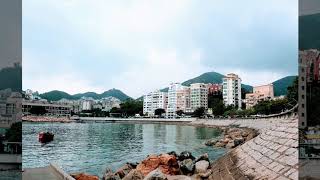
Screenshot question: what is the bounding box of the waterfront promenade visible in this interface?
[73,117,195,124]
[196,115,299,179]
[23,163,74,180]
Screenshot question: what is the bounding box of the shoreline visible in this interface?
[22,115,298,179]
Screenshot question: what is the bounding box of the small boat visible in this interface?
[38,132,54,143]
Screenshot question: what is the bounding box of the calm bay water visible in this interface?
[23,122,225,176]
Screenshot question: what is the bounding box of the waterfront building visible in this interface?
[176,86,191,113]
[166,83,190,118]
[190,83,208,112]
[22,100,71,117]
[81,100,93,111]
[143,90,168,117]
[245,84,274,109]
[0,89,22,126]
[222,73,242,109]
[298,49,320,128]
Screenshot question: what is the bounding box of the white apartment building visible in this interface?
[166,83,190,118]
[81,100,93,111]
[222,73,242,109]
[143,90,167,117]
[190,83,208,111]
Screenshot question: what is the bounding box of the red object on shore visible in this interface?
[38,132,54,143]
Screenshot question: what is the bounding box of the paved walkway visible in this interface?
[23,166,64,180]
[208,116,298,180]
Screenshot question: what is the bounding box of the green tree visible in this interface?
[155,108,166,116]
[176,110,184,116]
[287,76,298,104]
[193,107,205,118]
[211,99,225,116]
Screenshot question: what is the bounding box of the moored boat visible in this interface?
[38,132,54,143]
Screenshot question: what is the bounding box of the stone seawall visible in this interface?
[194,116,298,180]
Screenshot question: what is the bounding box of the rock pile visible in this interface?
[71,173,99,180]
[205,127,257,149]
[102,151,212,180]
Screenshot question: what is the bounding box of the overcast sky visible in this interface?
[23,0,298,98]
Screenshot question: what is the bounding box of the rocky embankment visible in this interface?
[205,127,258,149]
[70,151,223,180]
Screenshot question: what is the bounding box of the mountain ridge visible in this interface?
[36,72,296,102]
[39,88,131,102]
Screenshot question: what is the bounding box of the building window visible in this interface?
[302,122,305,126]
[302,95,305,99]
[301,67,305,72]
[302,113,304,117]
[302,86,305,90]
[302,103,305,108]
[301,76,305,81]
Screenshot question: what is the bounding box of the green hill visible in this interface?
[299,13,320,50]
[160,72,253,92]
[272,76,297,96]
[39,89,131,102]
[181,72,225,86]
[40,90,75,101]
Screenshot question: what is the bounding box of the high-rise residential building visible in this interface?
[166,83,190,118]
[143,90,167,117]
[245,84,274,109]
[81,100,93,111]
[222,73,242,109]
[190,83,208,111]
[176,86,191,113]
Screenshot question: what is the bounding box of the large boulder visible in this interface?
[71,173,99,180]
[158,154,180,175]
[103,169,121,180]
[178,151,195,161]
[144,168,167,180]
[214,141,225,148]
[204,139,217,146]
[179,159,194,175]
[137,154,180,176]
[195,160,209,174]
[122,169,144,180]
[198,169,212,178]
[194,153,209,163]
[136,155,161,176]
[114,163,134,178]
[226,140,235,149]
